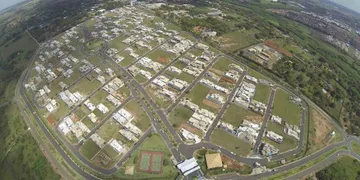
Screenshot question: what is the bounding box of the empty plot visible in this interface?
[272,89,301,125]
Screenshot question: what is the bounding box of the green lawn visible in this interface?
[215,29,260,52]
[177,73,195,83]
[115,134,178,179]
[125,100,151,132]
[212,57,234,72]
[211,129,252,157]
[272,89,301,125]
[134,74,148,84]
[79,139,101,160]
[168,106,194,128]
[147,49,175,65]
[70,77,101,96]
[351,141,360,156]
[222,104,259,127]
[186,84,215,112]
[97,121,120,142]
[253,84,270,103]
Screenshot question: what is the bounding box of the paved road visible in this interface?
[203,69,247,141]
[253,89,276,153]
[143,42,198,87]
[167,55,221,113]
[82,96,133,140]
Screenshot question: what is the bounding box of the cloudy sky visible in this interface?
[330,0,360,13]
[0,0,25,11]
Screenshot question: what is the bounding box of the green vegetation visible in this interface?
[0,104,60,180]
[169,106,194,128]
[80,139,101,160]
[212,57,233,72]
[115,134,178,179]
[215,29,261,52]
[186,84,216,112]
[134,74,148,84]
[253,84,270,103]
[125,100,151,132]
[85,39,105,52]
[268,146,347,180]
[351,141,360,156]
[315,156,360,180]
[211,129,252,156]
[222,104,259,127]
[147,49,175,65]
[177,72,195,83]
[272,89,301,125]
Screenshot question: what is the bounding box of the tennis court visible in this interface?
[138,151,164,173]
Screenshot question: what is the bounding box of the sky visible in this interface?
[0,0,25,11]
[331,0,360,13]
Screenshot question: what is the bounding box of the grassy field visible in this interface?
[0,103,60,180]
[351,141,360,156]
[97,121,120,142]
[176,72,195,83]
[253,84,270,103]
[185,84,216,112]
[168,106,194,128]
[134,74,148,84]
[146,86,172,109]
[125,100,151,132]
[272,89,301,125]
[212,57,234,72]
[211,129,252,157]
[222,104,259,127]
[146,49,175,65]
[115,134,178,179]
[215,29,260,52]
[79,139,101,160]
[264,121,298,152]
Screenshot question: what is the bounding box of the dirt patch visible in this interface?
[264,40,293,57]
[311,109,334,145]
[202,98,221,111]
[193,26,202,33]
[125,165,135,175]
[158,57,169,65]
[220,76,236,84]
[221,154,245,169]
[70,113,79,122]
[245,115,264,124]
[178,123,204,137]
[47,115,56,126]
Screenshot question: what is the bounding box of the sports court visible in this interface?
[138,151,164,173]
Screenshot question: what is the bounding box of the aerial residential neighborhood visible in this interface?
[2,0,360,180]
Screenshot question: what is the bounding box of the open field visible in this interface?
[222,104,261,127]
[80,139,101,160]
[351,141,360,156]
[115,134,178,179]
[272,89,301,125]
[147,49,175,65]
[253,84,270,103]
[212,57,234,72]
[169,106,194,128]
[186,84,216,112]
[214,29,260,52]
[308,107,335,153]
[211,129,252,157]
[125,100,151,132]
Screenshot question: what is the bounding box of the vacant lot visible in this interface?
[125,100,151,132]
[211,129,252,157]
[169,106,194,128]
[253,84,270,103]
[212,57,234,72]
[186,84,215,112]
[214,29,260,52]
[272,89,301,125]
[80,139,101,160]
[308,108,334,152]
[222,104,261,127]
